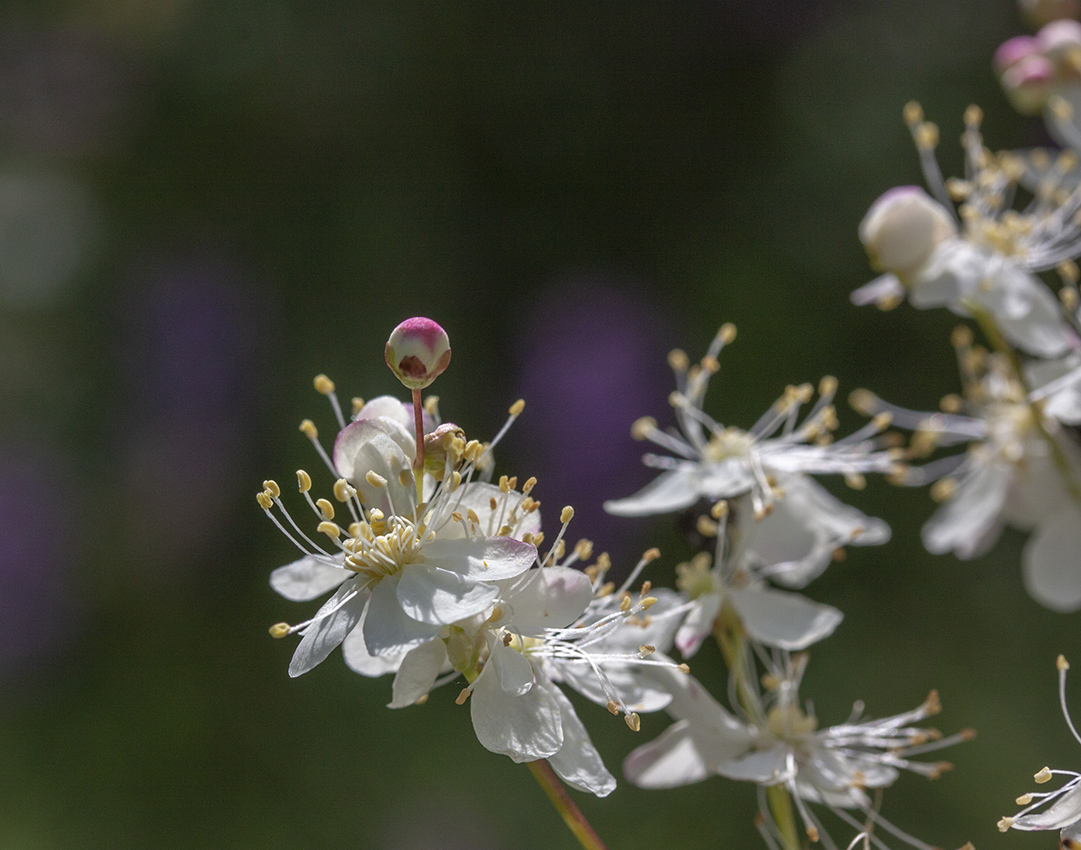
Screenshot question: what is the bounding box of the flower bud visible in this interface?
[384,317,452,390]
[993,36,1042,74]
[423,422,465,479]
[859,187,957,279]
[1001,54,1057,114]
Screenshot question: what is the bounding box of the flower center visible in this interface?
[765,704,818,742]
[703,428,754,462]
[343,519,425,581]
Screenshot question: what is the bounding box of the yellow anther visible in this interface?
[489,497,498,512]
[499,475,510,494]
[269,622,291,639]
[497,525,513,537]
[333,479,353,502]
[1059,260,1080,284]
[256,492,273,510]
[606,700,620,715]
[522,476,537,495]
[619,595,632,612]
[317,521,342,538]
[467,508,480,526]
[532,531,545,546]
[1035,766,1053,784]
[710,500,729,519]
[1059,654,1071,671]
[997,817,1015,832]
[964,104,983,127]
[595,552,611,572]
[849,388,877,415]
[508,399,526,417]
[424,395,439,415]
[1062,287,1079,311]
[806,825,819,843]
[631,416,657,440]
[1051,95,1074,121]
[667,348,689,371]
[296,469,313,493]
[369,508,384,521]
[507,475,517,490]
[450,471,462,491]
[299,419,318,440]
[696,515,718,537]
[640,596,658,609]
[574,539,593,560]
[640,580,652,594]
[398,469,413,489]
[262,479,281,499]
[915,122,939,149]
[925,690,942,714]
[351,397,365,416]
[365,470,387,488]
[1015,793,1033,806]
[676,663,690,674]
[939,394,963,413]
[818,375,838,397]
[625,713,641,732]
[313,374,335,395]
[560,505,574,524]
[718,322,737,344]
[701,355,720,374]
[455,688,471,705]
[643,547,660,562]
[844,473,866,490]
[316,498,335,520]
[903,101,924,126]
[930,478,957,503]
[639,644,655,655]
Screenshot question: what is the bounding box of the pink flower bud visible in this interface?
[994,36,1042,73]
[1038,19,1081,65]
[858,187,957,279]
[1001,54,1057,114]
[385,317,452,390]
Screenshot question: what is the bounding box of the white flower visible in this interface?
[999,656,1081,837]
[604,327,894,524]
[852,104,1074,357]
[262,385,538,675]
[626,653,969,849]
[854,333,1081,610]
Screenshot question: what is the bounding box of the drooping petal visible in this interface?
[729,587,843,651]
[470,664,563,762]
[497,566,593,630]
[921,460,1010,558]
[388,638,448,708]
[341,601,407,677]
[623,720,714,789]
[547,685,616,797]
[713,745,792,785]
[490,641,535,696]
[270,554,349,601]
[1023,504,1081,612]
[675,592,722,658]
[396,563,500,625]
[288,578,367,677]
[604,468,700,517]
[419,536,537,581]
[362,575,442,656]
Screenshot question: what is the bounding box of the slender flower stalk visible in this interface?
[527,760,610,850]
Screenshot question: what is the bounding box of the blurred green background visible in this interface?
[0,1,1074,848]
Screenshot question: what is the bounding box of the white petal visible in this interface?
[548,686,616,796]
[389,638,448,708]
[345,432,417,515]
[362,575,442,656]
[419,536,537,581]
[270,555,349,601]
[471,664,562,762]
[341,602,407,676]
[921,461,1009,558]
[332,417,414,479]
[675,592,723,658]
[396,563,500,624]
[1024,504,1081,612]
[352,395,412,428]
[623,720,713,789]
[445,481,542,540]
[1027,354,1081,425]
[1014,787,1081,830]
[498,566,593,630]
[729,586,843,651]
[288,579,367,677]
[977,262,1069,357]
[850,274,904,307]
[714,745,791,784]
[697,460,756,498]
[644,665,751,746]
[604,469,700,516]
[491,642,535,696]
[909,238,975,307]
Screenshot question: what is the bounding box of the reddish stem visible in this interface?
[526,760,609,850]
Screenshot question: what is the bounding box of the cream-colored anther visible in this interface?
[499,475,510,494]
[625,713,641,732]
[1015,794,1033,806]
[696,516,718,537]
[606,700,620,715]
[299,419,318,440]
[1059,260,1080,284]
[368,508,384,521]
[718,322,736,344]
[924,689,942,714]
[467,508,480,526]
[332,479,353,503]
[964,104,983,127]
[1059,654,1071,671]
[701,355,720,374]
[256,492,273,510]
[572,538,592,560]
[508,399,525,416]
[506,476,517,491]
[818,375,838,397]
[806,825,819,843]
[676,663,690,674]
[455,688,471,705]
[639,644,656,655]
[522,476,537,495]
[915,122,939,149]
[532,531,545,546]
[296,469,312,492]
[904,101,924,126]
[560,506,574,524]
[316,498,335,520]
[872,412,892,430]
[424,395,439,415]
[952,325,973,348]
[351,397,364,417]
[365,470,387,488]
[643,547,660,562]
[997,817,1015,832]
[269,622,290,639]
[710,500,728,519]
[398,469,413,489]
[845,473,866,490]
[317,521,342,539]
[667,348,689,371]
[262,479,281,499]
[1051,95,1074,121]
[631,416,657,440]
[1062,287,1080,311]
[640,596,658,609]
[939,394,963,413]
[930,477,957,502]
[848,388,877,415]
[1035,766,1053,783]
[313,374,335,395]
[619,595,632,613]
[450,471,462,492]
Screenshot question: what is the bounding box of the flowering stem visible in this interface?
[526,759,610,850]
[411,387,425,501]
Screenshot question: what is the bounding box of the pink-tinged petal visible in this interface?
[270,555,348,601]
[491,642,535,696]
[499,567,592,630]
[288,578,367,677]
[1023,504,1081,612]
[341,602,407,677]
[713,745,791,784]
[623,720,713,789]
[352,395,412,428]
[471,664,562,762]
[675,593,722,658]
[362,575,442,656]
[419,536,536,581]
[396,563,500,624]
[604,469,700,517]
[729,587,843,651]
[388,638,448,708]
[548,686,616,797]
[332,418,414,480]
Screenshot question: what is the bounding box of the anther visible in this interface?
[333,479,354,502]
[1035,766,1053,783]
[951,325,973,348]
[639,644,655,655]
[939,394,962,413]
[964,104,983,127]
[701,355,720,374]
[625,713,641,732]
[872,412,892,430]
[643,547,660,562]
[1059,654,1070,671]
[467,508,480,526]
[299,419,318,440]
[424,395,439,415]
[997,817,1015,832]
[398,469,413,489]
[676,663,690,674]
[697,516,718,537]
[256,492,273,510]
[711,501,728,519]
[522,476,537,495]
[366,471,387,488]
[316,498,335,520]
[640,596,658,609]
[1051,95,1074,121]
[718,323,737,344]
[262,479,281,499]
[668,348,689,371]
[574,539,593,560]
[631,416,657,440]
[924,690,942,714]
[455,688,471,705]
[607,700,620,715]
[903,101,923,126]
[845,473,866,490]
[509,399,525,417]
[297,470,313,492]
[313,374,335,395]
[806,825,820,843]
[269,622,291,639]
[849,389,877,415]
[317,521,342,539]
[351,397,364,417]
[620,595,632,613]
[819,375,838,397]
[1016,794,1033,805]
[560,505,574,524]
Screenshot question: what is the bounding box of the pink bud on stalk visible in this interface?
[385,317,452,486]
[385,317,452,390]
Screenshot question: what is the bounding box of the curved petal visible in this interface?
[333,418,415,480]
[288,578,367,677]
[270,555,349,601]
[921,461,1009,558]
[604,469,700,517]
[548,685,616,796]
[491,642,535,696]
[445,481,542,540]
[341,602,407,676]
[470,664,562,762]
[1023,504,1081,612]
[498,566,593,630]
[675,592,723,658]
[419,536,536,581]
[353,395,413,428]
[714,745,791,784]
[362,575,442,656]
[396,563,500,625]
[729,587,843,651]
[346,432,417,516]
[389,638,448,708]
[1014,786,1081,830]
[623,720,713,789]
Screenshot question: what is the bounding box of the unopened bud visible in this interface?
[385,317,452,390]
[859,186,957,278]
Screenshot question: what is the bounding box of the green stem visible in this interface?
[526,760,610,850]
